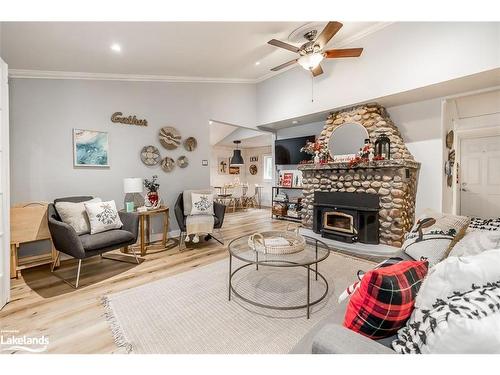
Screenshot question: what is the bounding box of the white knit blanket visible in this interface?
[186,214,214,235]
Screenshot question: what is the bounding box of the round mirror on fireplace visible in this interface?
[328,123,369,161]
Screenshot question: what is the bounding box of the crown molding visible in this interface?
[8,69,256,84]
[254,22,394,83]
[8,22,393,84]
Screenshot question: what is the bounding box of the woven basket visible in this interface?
[248,224,305,254]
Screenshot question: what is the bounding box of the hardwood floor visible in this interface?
[0,209,289,354]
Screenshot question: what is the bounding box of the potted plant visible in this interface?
[144,175,160,207]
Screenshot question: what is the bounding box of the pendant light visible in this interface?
[230,140,244,166]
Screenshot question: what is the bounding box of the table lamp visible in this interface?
[123,177,143,211]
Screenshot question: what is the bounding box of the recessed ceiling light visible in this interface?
[110,43,121,52]
[255,61,261,66]
[292,120,299,124]
[209,120,213,125]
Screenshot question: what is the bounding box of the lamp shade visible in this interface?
[298,53,324,70]
[230,149,244,166]
[123,178,143,193]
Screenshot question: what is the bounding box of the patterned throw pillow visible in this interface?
[338,257,404,304]
[392,281,500,354]
[84,200,123,234]
[402,211,470,266]
[412,249,500,324]
[468,217,500,231]
[190,193,214,215]
[343,259,429,339]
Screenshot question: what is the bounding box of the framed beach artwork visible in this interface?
[73,129,110,167]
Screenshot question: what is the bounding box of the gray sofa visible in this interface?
[290,303,395,354]
[48,196,140,288]
[291,251,415,354]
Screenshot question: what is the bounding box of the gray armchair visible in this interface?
[48,196,140,288]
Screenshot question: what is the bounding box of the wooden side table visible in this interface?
[124,206,170,256]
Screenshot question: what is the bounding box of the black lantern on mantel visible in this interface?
[375,133,391,160]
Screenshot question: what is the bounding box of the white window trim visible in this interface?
[263,155,273,181]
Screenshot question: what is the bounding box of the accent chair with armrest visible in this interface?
[48,196,140,288]
[174,191,226,249]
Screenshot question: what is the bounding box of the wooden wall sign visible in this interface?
[111,112,148,127]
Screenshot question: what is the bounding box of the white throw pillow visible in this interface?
[414,249,500,310]
[402,210,470,266]
[448,230,500,257]
[55,197,102,234]
[190,193,214,215]
[84,200,123,234]
[392,281,500,354]
[392,249,500,353]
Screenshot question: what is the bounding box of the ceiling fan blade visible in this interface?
[270,59,298,71]
[311,64,323,77]
[268,39,299,53]
[315,21,343,48]
[324,48,364,58]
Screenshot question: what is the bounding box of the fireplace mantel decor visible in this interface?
[298,104,420,248]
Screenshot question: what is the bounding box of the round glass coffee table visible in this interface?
[227,234,330,319]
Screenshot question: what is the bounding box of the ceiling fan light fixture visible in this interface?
[298,53,324,71]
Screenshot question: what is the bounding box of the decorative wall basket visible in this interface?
[159,126,181,150]
[249,164,258,175]
[140,145,161,166]
[184,137,197,151]
[161,156,175,172]
[177,156,189,168]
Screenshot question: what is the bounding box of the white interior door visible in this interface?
[460,135,500,218]
[0,57,10,309]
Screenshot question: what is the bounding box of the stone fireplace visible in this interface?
[298,104,420,247]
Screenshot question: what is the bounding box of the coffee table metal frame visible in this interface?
[227,235,330,319]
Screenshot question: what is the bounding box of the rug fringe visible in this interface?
[101,296,133,353]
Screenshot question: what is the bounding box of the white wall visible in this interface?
[242,147,273,206]
[210,146,235,187]
[442,89,500,214]
[210,145,273,206]
[257,22,500,126]
[387,98,443,216]
[9,78,256,231]
[276,121,324,140]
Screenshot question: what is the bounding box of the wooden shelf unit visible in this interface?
[271,186,304,223]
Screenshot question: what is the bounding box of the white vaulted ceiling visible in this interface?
[0,21,386,81]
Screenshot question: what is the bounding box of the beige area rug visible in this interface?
[102,252,375,354]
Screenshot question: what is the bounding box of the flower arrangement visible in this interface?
[144,175,160,207]
[348,153,385,167]
[300,141,330,163]
[144,175,160,192]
